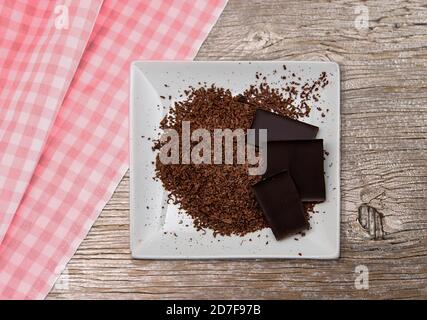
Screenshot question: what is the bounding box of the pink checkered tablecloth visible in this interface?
[0,0,227,299]
[0,0,102,244]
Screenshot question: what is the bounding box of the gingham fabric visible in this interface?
[0,0,227,299]
[0,0,103,244]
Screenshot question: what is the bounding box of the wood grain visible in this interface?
[47,0,427,299]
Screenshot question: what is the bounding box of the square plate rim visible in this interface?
[130,60,341,260]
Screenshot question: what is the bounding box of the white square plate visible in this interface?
[130,61,340,259]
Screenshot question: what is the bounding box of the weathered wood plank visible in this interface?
[48,0,427,299]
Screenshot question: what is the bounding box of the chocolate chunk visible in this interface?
[264,140,325,202]
[249,109,318,144]
[252,171,309,240]
[236,94,248,103]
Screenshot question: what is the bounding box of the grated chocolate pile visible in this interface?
[153,71,328,236]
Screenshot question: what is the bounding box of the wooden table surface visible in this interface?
[47,0,427,299]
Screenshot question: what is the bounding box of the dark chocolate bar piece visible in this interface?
[252,171,309,240]
[250,109,318,144]
[264,139,325,202]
